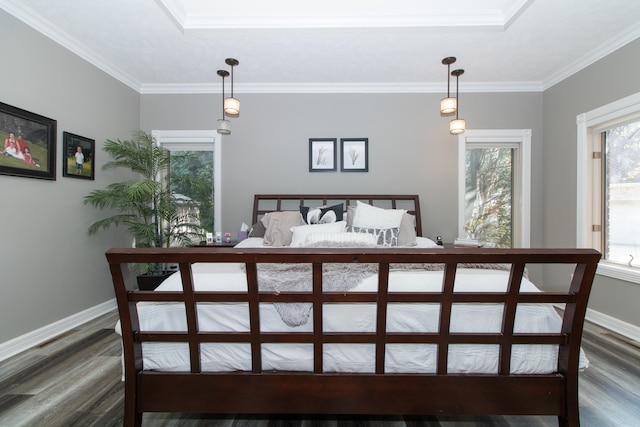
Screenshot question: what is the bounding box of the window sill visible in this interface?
[596,261,640,284]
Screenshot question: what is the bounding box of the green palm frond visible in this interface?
[84,130,209,272]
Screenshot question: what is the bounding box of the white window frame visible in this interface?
[577,91,640,284]
[151,130,221,234]
[458,129,531,248]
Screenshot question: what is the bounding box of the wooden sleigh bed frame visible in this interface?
[107,194,601,427]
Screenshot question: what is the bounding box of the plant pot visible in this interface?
[136,271,174,291]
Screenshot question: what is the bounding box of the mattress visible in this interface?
[115,244,589,375]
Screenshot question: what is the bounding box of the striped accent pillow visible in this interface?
[345,225,400,247]
[304,231,377,246]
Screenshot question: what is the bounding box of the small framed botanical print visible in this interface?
[309,138,337,172]
[340,138,368,172]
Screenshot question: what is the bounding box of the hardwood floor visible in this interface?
[0,310,638,426]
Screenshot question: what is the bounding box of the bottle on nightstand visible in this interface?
[454,237,483,248]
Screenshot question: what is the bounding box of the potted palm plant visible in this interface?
[84,130,209,289]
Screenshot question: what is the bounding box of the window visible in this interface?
[458,130,531,248]
[601,122,640,265]
[152,130,221,234]
[577,92,640,283]
[168,150,214,232]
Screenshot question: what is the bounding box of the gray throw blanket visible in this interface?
[256,240,377,326]
[255,242,515,327]
[389,262,517,273]
[257,262,379,326]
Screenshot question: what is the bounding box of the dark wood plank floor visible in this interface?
[1,310,639,426]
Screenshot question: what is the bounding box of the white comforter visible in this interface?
[116,239,589,374]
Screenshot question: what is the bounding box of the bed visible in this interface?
[107,194,600,427]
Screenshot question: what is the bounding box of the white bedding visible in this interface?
[116,238,589,375]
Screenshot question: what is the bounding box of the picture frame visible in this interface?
[63,131,95,180]
[309,138,337,172]
[340,138,368,172]
[0,101,57,180]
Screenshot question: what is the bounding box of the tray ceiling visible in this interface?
[2,0,640,93]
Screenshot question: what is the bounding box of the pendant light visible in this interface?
[216,69,231,135]
[223,58,240,116]
[449,69,465,135]
[440,57,457,115]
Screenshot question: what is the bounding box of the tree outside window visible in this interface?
[465,147,513,248]
[169,151,214,233]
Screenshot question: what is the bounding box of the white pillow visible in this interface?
[413,236,442,248]
[290,221,347,247]
[233,237,267,248]
[304,231,377,246]
[352,201,406,229]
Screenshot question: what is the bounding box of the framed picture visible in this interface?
[63,131,95,180]
[0,101,56,180]
[340,138,368,172]
[309,138,337,172]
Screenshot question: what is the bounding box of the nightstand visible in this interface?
[194,241,237,248]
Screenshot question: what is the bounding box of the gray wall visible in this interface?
[0,10,137,343]
[543,38,640,326]
[141,92,544,248]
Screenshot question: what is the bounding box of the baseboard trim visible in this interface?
[0,299,117,363]
[585,307,640,343]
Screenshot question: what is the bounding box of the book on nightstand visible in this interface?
[453,237,483,248]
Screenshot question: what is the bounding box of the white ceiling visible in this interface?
[2,0,640,94]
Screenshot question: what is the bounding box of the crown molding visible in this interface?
[543,21,640,90]
[179,14,506,32]
[156,0,532,32]
[0,0,143,92]
[140,81,543,95]
[502,0,535,30]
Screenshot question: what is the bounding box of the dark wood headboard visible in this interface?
[252,194,422,237]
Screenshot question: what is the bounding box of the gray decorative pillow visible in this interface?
[346,205,357,225]
[346,225,400,247]
[248,221,266,238]
[261,211,305,246]
[397,213,417,246]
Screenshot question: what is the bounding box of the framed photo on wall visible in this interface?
[0,101,57,180]
[63,131,95,180]
[340,138,368,172]
[309,138,337,172]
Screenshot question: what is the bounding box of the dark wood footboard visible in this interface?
[107,247,600,427]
